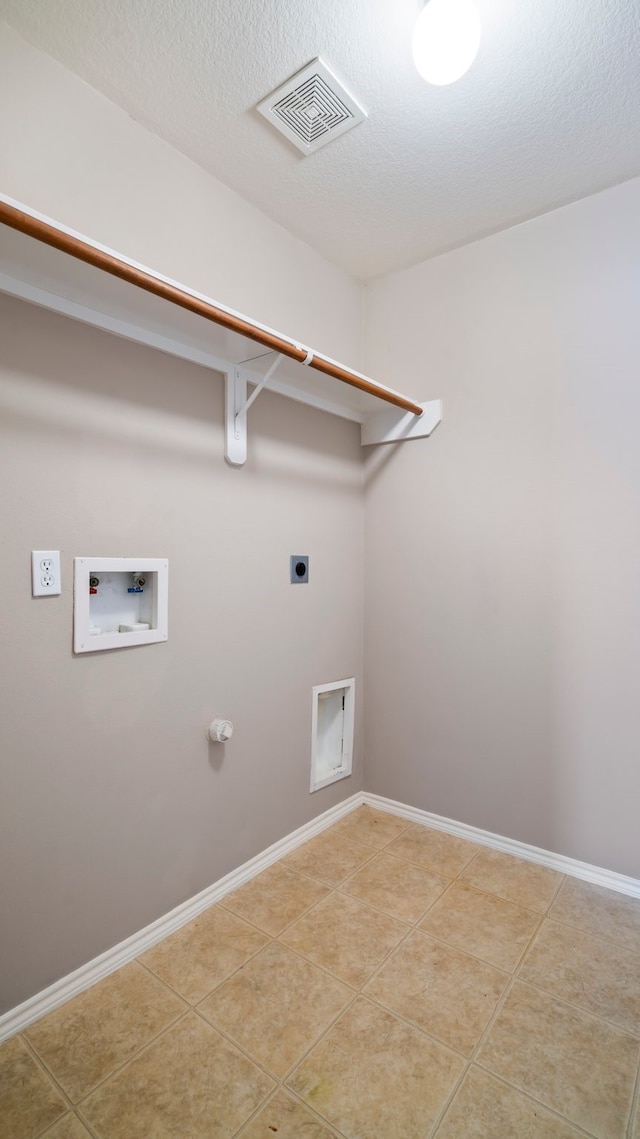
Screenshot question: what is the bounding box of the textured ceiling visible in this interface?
[1,0,639,280]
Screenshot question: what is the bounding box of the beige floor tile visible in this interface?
[287,997,464,1138]
[329,805,411,848]
[0,1035,67,1139]
[139,903,267,1003]
[339,850,450,922]
[238,1089,340,1137]
[366,929,509,1055]
[198,941,352,1077]
[25,962,184,1102]
[222,863,329,935]
[281,828,374,885]
[40,1113,94,1138]
[477,980,640,1139]
[520,918,640,1034]
[633,1099,640,1139]
[461,848,564,912]
[280,891,407,988]
[81,1012,274,1139]
[550,877,640,952]
[435,1066,589,1139]
[387,824,481,877]
[420,882,540,971]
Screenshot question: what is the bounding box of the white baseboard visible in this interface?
[0,793,365,1044]
[2,789,638,1044]
[363,792,640,899]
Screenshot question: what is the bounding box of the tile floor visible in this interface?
[2,805,640,1139]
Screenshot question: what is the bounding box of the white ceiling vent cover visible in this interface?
[257,58,367,155]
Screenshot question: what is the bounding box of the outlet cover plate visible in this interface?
[290,555,309,583]
[32,550,61,596]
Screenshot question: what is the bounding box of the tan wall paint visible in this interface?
[0,23,363,366]
[364,176,640,879]
[3,20,640,1015]
[0,26,365,1013]
[0,294,363,1013]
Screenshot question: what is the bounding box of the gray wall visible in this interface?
[0,295,364,1013]
[0,24,366,1016]
[364,176,640,880]
[0,22,363,370]
[3,22,640,1019]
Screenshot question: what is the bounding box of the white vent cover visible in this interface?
[257,58,367,155]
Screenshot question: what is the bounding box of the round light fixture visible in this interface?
[412,0,482,86]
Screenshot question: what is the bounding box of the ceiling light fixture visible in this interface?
[412,0,482,86]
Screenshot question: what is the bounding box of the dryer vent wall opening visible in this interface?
[310,677,355,791]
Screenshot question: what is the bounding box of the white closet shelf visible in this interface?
[0,195,441,463]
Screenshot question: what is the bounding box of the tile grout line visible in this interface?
[190,1004,283,1084]
[355,988,471,1065]
[471,1052,626,1139]
[9,808,640,1138]
[138,870,394,1003]
[24,957,193,1109]
[350,812,640,1139]
[18,1033,76,1114]
[325,823,568,1136]
[352,828,567,917]
[423,859,552,1138]
[5,794,637,1044]
[625,1061,640,1139]
[0,796,368,1049]
[432,871,640,1139]
[136,929,271,1005]
[437,843,564,1134]
[60,824,409,1132]
[36,906,587,1139]
[71,998,337,1135]
[36,1108,102,1139]
[269,934,362,993]
[273,1086,350,1139]
[131,865,374,1103]
[213,824,472,1136]
[438,1064,602,1139]
[465,909,640,1138]
[515,975,640,1042]
[542,911,640,956]
[334,880,454,928]
[219,860,373,937]
[234,1088,348,1139]
[78,1113,102,1139]
[187,922,365,1136]
[363,843,564,1135]
[331,851,551,985]
[466,905,545,1060]
[180,847,426,1110]
[281,830,385,871]
[71,1008,194,1115]
[275,866,419,1072]
[364,795,640,900]
[230,1087,284,1139]
[273,830,520,1133]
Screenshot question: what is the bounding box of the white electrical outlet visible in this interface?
[32,550,61,596]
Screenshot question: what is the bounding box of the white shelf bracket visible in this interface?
[360,399,442,447]
[225,352,285,466]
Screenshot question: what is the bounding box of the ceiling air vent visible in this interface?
[257,58,367,155]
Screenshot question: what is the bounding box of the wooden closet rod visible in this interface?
[0,201,423,417]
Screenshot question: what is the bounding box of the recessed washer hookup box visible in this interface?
[74,557,168,653]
